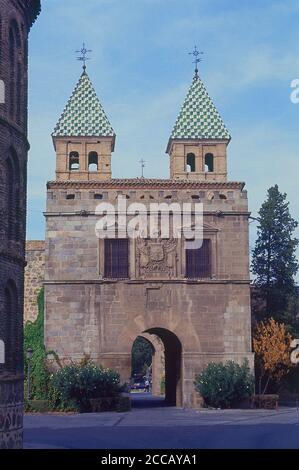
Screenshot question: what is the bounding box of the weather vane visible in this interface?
[189,45,203,78]
[76,42,92,72]
[139,158,146,178]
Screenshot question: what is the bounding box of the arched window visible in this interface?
[0,162,8,235]
[10,19,21,49]
[3,280,19,372]
[205,153,214,172]
[16,62,22,125]
[9,20,22,124]
[88,151,98,171]
[7,149,21,241]
[186,153,196,172]
[9,27,15,119]
[69,151,80,171]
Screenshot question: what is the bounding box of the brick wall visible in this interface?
[0,0,40,449]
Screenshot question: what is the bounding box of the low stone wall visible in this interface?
[24,241,45,323]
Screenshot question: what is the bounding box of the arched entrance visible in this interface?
[130,328,182,407]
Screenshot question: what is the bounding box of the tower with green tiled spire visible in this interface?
[52,69,115,181]
[166,68,230,181]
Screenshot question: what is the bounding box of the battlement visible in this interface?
[46,179,248,215]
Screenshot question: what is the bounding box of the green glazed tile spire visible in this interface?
[53,71,115,137]
[170,75,230,140]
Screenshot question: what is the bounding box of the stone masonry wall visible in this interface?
[24,241,45,323]
[44,182,254,407]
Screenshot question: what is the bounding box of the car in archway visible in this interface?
[131,374,146,391]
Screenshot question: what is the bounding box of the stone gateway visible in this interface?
[43,64,254,407]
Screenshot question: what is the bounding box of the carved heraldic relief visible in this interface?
[136,238,177,278]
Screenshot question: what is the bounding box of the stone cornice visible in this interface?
[44,279,251,285]
[28,0,41,25]
[18,0,41,28]
[43,210,251,217]
[47,179,245,191]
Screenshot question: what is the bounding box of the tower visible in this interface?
[52,69,115,181]
[0,0,41,449]
[166,69,230,181]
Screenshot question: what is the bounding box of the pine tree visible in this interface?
[252,185,298,325]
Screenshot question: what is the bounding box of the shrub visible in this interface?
[51,363,122,412]
[24,288,50,400]
[131,336,153,375]
[194,360,254,409]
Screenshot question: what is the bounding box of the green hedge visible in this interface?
[51,363,122,412]
[194,360,254,409]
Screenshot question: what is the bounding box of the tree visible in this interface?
[131,337,153,376]
[253,318,293,394]
[251,185,298,325]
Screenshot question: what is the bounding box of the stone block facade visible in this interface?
[24,241,45,323]
[44,180,254,407]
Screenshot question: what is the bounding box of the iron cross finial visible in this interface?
[139,158,146,178]
[76,42,92,72]
[189,45,203,78]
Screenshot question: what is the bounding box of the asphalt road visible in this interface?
[23,393,299,449]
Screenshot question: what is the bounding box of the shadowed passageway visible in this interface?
[131,392,167,408]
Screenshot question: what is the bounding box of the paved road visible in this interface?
[24,394,299,449]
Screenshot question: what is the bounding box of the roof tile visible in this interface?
[170,75,230,141]
[52,71,115,138]
[47,178,244,190]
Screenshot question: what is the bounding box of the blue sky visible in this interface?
[27,0,299,264]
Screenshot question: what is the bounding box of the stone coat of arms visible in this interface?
[136,238,177,278]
